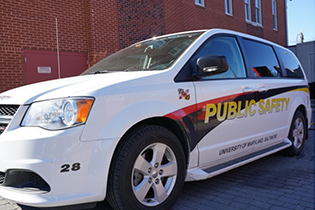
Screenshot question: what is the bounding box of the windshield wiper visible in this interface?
[93,70,109,74]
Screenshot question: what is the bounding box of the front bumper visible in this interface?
[0,126,117,207]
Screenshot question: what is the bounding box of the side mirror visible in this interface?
[195,55,229,78]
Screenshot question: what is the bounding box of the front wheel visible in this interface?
[284,110,306,156]
[106,125,186,210]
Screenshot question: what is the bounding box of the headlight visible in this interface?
[22,98,94,130]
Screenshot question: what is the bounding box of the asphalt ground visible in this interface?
[1,111,314,210]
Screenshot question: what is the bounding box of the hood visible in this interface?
[0,71,161,105]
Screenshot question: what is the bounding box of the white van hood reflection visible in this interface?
[0,71,161,105]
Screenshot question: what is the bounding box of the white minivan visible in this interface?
[0,29,312,210]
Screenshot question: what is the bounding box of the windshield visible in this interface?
[82,32,204,74]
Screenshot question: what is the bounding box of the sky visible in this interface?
[287,0,315,46]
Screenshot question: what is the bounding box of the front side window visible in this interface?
[225,0,233,16]
[82,32,204,74]
[255,0,262,25]
[245,0,251,22]
[243,39,281,78]
[192,36,246,79]
[277,47,304,78]
[272,0,278,30]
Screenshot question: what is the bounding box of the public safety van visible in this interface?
[0,29,312,210]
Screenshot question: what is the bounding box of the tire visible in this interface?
[284,110,306,156]
[106,125,186,210]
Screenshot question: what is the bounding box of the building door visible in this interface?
[23,49,88,84]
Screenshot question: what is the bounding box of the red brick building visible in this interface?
[0,0,287,93]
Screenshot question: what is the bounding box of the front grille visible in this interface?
[0,105,19,135]
[0,172,5,184]
[0,124,5,135]
[28,173,49,188]
[0,105,19,116]
[1,170,50,192]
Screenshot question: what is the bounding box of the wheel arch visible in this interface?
[120,117,191,167]
[295,104,308,140]
[108,117,191,176]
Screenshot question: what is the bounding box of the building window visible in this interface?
[255,0,262,25]
[225,0,233,16]
[245,0,251,22]
[272,0,278,30]
[195,0,205,7]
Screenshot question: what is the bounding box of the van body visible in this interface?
[0,29,312,210]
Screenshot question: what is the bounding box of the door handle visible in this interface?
[242,87,255,93]
[257,86,268,93]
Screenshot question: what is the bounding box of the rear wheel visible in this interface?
[106,125,186,210]
[284,110,306,156]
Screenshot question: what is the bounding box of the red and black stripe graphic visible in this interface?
[165,85,309,151]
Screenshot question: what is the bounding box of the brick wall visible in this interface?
[0,0,287,93]
[164,1,248,34]
[164,0,286,46]
[0,0,88,93]
[118,0,165,48]
[262,0,287,46]
[86,0,120,66]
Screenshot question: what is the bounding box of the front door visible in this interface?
[190,36,258,167]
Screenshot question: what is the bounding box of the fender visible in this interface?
[287,90,309,125]
[80,98,195,141]
[285,90,310,134]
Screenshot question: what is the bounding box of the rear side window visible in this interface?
[277,47,304,78]
[243,39,281,78]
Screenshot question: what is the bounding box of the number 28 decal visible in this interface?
[60,163,81,173]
